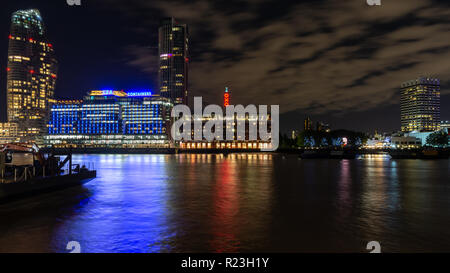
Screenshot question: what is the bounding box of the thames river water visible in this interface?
[0,154,449,253]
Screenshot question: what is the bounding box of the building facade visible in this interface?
[45,91,173,148]
[390,136,422,149]
[0,123,20,143]
[6,9,57,142]
[179,112,274,150]
[400,77,440,132]
[158,17,189,105]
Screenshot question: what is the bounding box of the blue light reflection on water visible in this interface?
[51,154,174,253]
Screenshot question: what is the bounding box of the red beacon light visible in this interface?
[29,70,35,74]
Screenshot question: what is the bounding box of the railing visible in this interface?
[61,161,95,176]
[1,161,95,184]
[0,165,36,183]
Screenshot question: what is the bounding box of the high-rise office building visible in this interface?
[6,9,57,142]
[158,17,189,105]
[304,117,313,131]
[400,77,440,132]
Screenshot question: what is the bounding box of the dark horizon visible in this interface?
[1,0,449,134]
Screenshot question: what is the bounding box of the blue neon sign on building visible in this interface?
[126,90,153,97]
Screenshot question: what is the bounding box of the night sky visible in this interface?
[1,0,449,134]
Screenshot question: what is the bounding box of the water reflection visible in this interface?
[0,154,449,253]
[210,159,240,252]
[337,160,352,219]
[50,154,174,253]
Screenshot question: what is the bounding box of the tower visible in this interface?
[158,18,189,105]
[224,87,230,107]
[6,9,57,142]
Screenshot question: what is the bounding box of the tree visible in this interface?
[426,131,449,147]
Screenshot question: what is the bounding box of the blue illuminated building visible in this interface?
[80,100,121,134]
[122,103,165,135]
[48,100,82,134]
[45,90,173,148]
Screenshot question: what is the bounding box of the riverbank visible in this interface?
[42,147,264,155]
[41,147,449,159]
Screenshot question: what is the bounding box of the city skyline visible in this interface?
[0,0,449,134]
[0,0,449,257]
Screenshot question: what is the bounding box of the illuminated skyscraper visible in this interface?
[6,9,57,142]
[158,17,189,105]
[400,77,440,132]
[304,117,313,131]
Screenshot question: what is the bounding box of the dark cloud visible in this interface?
[107,0,449,127]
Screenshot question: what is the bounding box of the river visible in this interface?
[0,154,449,253]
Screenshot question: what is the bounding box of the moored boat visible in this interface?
[0,143,96,203]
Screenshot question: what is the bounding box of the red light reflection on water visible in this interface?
[210,158,241,252]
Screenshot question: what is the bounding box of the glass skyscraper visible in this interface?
[400,77,441,132]
[158,17,189,105]
[6,9,57,142]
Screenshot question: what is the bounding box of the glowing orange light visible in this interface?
[7,68,11,72]
[29,70,35,74]
[8,35,12,39]
[224,93,230,107]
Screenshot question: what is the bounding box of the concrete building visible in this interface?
[390,136,422,149]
